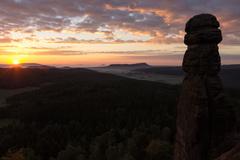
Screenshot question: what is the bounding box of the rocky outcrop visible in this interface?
[174,14,236,160]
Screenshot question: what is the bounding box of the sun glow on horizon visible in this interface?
[5,54,29,65]
[12,59,20,65]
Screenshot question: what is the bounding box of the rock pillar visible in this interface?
[174,14,235,160]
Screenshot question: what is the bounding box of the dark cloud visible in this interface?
[0,0,239,44]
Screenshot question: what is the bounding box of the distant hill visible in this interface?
[106,63,151,69]
[135,64,240,88]
[0,68,120,89]
[20,63,54,69]
[221,65,240,89]
[135,66,184,76]
[0,63,54,69]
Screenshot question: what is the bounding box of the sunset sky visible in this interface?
[0,0,240,66]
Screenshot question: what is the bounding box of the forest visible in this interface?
[0,68,239,160]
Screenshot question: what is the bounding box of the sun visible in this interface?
[8,54,27,65]
[12,59,20,65]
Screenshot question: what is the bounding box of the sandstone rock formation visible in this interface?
[174,14,236,160]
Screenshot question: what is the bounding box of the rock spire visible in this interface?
[174,14,236,160]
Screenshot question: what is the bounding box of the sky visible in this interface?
[0,0,240,66]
